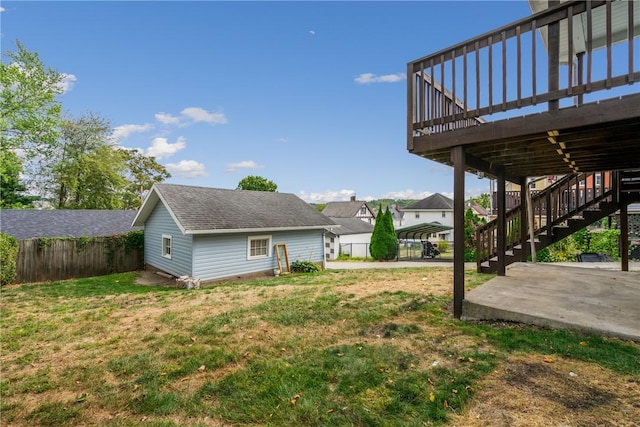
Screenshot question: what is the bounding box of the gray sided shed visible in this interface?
[132,184,336,282]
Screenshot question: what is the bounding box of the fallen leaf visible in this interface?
[429,392,435,402]
[198,365,206,372]
[443,400,449,409]
[191,336,197,342]
[327,409,334,414]
[290,394,301,405]
[76,393,87,403]
[580,341,588,347]
[543,356,554,363]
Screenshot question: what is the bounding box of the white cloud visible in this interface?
[275,137,287,143]
[181,107,227,124]
[381,189,433,200]
[145,136,186,159]
[155,112,180,125]
[56,73,77,93]
[309,30,315,35]
[224,160,263,173]
[165,160,208,178]
[0,7,5,12]
[155,107,228,127]
[354,72,406,84]
[297,189,358,203]
[110,123,153,141]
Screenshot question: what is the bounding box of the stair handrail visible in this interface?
[475,171,617,271]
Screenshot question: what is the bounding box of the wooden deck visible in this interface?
[407,0,640,319]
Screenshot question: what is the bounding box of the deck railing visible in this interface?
[408,0,639,137]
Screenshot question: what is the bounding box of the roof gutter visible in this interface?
[185,225,333,235]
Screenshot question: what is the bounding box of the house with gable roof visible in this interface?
[401,193,454,242]
[321,195,376,224]
[132,184,336,282]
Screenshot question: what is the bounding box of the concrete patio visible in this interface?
[462,263,640,342]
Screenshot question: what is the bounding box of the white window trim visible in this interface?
[247,235,272,260]
[162,234,172,259]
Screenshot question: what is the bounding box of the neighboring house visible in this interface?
[321,195,376,224]
[401,193,454,242]
[390,204,405,229]
[132,184,336,282]
[0,209,141,239]
[324,217,374,260]
[466,200,489,222]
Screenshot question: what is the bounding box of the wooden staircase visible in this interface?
[476,171,640,274]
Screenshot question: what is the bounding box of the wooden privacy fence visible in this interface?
[16,237,143,283]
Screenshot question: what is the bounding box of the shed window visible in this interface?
[441,211,446,218]
[162,234,172,259]
[415,213,420,219]
[247,235,271,260]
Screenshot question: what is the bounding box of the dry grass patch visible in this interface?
[1,268,638,426]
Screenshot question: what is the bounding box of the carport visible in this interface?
[396,222,453,260]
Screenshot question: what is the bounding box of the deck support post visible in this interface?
[620,193,629,272]
[452,146,466,319]
[548,0,560,113]
[519,176,529,262]
[496,166,506,276]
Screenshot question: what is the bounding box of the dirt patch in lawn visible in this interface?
[450,354,640,426]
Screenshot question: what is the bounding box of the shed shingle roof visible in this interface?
[405,193,454,210]
[133,184,336,234]
[325,217,374,236]
[0,210,141,240]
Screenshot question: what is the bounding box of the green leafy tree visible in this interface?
[39,113,170,209]
[0,233,19,285]
[121,149,171,208]
[1,41,63,162]
[0,146,38,208]
[370,206,398,260]
[237,175,278,192]
[464,208,486,261]
[1,41,64,204]
[47,113,119,208]
[471,193,491,210]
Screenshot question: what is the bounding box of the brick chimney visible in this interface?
[350,195,356,202]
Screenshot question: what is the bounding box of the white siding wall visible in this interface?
[338,233,372,258]
[402,210,454,227]
[192,229,325,281]
[145,202,193,277]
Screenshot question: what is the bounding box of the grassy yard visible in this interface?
[1,268,639,426]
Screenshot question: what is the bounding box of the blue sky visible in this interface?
[1,1,538,202]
